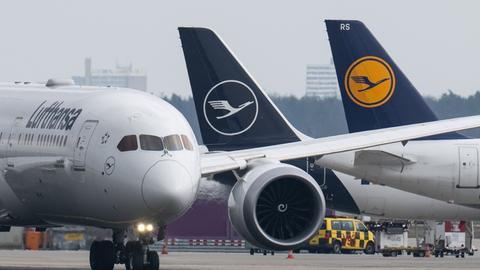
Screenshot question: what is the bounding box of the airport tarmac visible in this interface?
[0,250,479,270]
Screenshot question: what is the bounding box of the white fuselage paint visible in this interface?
[0,83,200,228]
[319,140,480,208]
[333,171,480,220]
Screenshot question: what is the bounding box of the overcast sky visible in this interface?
[0,0,478,97]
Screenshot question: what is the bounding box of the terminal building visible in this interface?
[73,58,147,91]
[305,61,339,98]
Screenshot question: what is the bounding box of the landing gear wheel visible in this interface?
[90,241,115,270]
[125,241,142,270]
[130,252,144,270]
[147,251,159,270]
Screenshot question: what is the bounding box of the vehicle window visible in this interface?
[181,135,193,151]
[356,222,368,232]
[139,135,164,151]
[341,221,354,231]
[164,135,183,151]
[331,221,341,230]
[117,135,138,152]
[320,222,326,230]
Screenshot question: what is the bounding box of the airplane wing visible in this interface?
[200,115,480,175]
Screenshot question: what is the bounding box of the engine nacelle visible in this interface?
[228,159,325,250]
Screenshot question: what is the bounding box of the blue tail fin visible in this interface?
[178,27,302,151]
[325,20,465,139]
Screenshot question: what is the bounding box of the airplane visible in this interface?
[0,29,479,270]
[177,27,480,224]
[317,19,480,208]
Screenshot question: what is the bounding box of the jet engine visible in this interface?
[228,159,325,250]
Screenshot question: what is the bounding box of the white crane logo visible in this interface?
[203,80,259,136]
[208,100,254,119]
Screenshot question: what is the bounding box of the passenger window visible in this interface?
[181,135,194,151]
[331,221,341,230]
[164,135,183,151]
[139,135,164,151]
[341,221,354,231]
[117,135,138,152]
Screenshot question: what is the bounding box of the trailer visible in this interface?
[433,221,473,258]
[366,220,432,257]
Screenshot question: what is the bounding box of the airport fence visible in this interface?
[150,239,246,252]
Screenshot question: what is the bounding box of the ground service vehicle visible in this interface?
[307,218,375,254]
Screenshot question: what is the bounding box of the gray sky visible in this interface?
[0,0,478,97]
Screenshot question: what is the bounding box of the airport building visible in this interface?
[305,61,339,98]
[73,58,147,91]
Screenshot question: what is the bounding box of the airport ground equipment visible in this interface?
[0,227,24,249]
[366,220,434,257]
[367,220,412,257]
[434,221,473,258]
[48,226,86,250]
[306,217,374,254]
[246,242,275,256]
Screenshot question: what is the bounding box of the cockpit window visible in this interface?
[164,135,183,151]
[139,135,164,151]
[117,135,138,152]
[181,134,193,151]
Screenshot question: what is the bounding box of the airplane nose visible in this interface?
[142,160,195,220]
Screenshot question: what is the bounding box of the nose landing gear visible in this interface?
[124,238,159,270]
[89,225,161,270]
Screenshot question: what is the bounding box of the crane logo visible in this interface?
[208,100,254,119]
[203,80,258,136]
[345,56,396,108]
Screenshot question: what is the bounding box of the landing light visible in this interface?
[136,223,154,233]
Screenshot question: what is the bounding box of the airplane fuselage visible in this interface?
[318,140,480,208]
[0,83,200,228]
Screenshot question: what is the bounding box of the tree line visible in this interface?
[164,91,480,142]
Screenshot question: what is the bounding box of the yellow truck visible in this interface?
[307,217,375,254]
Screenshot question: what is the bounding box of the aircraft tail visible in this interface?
[325,20,465,139]
[178,27,303,151]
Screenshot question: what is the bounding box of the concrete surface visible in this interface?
[0,250,478,270]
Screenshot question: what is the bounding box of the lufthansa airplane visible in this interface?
[317,20,480,208]
[178,27,480,222]
[1,31,480,270]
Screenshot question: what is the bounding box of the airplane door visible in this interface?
[6,116,23,167]
[457,146,479,188]
[73,120,98,171]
